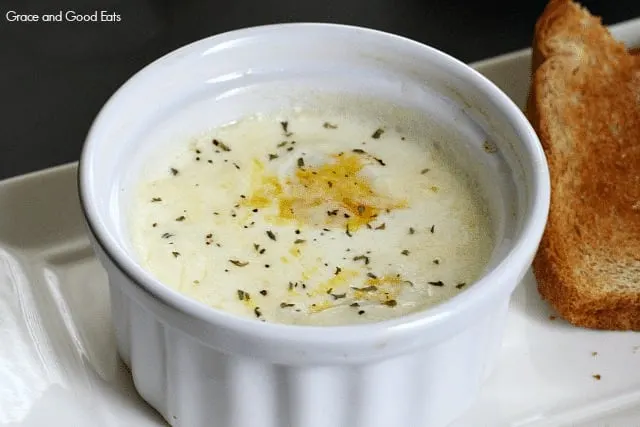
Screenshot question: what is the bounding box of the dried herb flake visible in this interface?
[212,139,231,152]
[353,285,378,292]
[353,255,370,265]
[371,128,384,139]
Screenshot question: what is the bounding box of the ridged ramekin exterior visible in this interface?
[106,260,510,427]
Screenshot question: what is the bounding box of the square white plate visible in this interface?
[2,17,640,427]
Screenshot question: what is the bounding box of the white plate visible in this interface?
[2,18,640,427]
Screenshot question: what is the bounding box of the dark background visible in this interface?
[1,0,639,180]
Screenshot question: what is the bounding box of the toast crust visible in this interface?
[527,0,640,330]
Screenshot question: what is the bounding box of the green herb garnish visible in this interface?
[352,285,377,292]
[280,121,293,136]
[212,139,231,152]
[353,255,370,265]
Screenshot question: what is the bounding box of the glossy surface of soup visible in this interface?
[129,110,494,325]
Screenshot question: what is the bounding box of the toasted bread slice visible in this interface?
[527,0,640,330]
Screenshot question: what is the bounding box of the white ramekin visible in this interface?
[79,24,549,427]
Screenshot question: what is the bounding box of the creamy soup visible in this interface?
[129,110,494,326]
